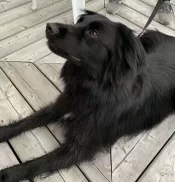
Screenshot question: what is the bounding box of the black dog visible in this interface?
[0,10,175,182]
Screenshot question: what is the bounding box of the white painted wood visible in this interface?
[32,0,37,10]
[0,0,31,13]
[0,0,72,41]
[112,114,175,182]
[117,4,175,36]
[0,0,61,25]
[138,134,175,182]
[123,0,175,31]
[0,63,88,182]
[72,0,85,23]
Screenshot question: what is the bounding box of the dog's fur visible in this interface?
[0,11,175,181]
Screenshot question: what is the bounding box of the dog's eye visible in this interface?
[88,30,98,38]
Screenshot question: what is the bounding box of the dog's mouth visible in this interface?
[47,40,82,65]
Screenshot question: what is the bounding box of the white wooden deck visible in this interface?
[0,0,175,181]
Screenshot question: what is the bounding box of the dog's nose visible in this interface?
[46,23,59,34]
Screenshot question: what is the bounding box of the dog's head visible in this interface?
[46,11,146,81]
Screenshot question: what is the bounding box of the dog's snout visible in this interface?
[47,23,59,34]
[46,23,68,37]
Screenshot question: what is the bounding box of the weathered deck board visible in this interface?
[0,0,31,13]
[0,0,90,60]
[0,0,104,62]
[36,54,66,64]
[0,0,61,26]
[139,0,158,6]
[35,62,64,92]
[138,134,175,182]
[0,8,73,59]
[123,0,175,31]
[10,62,59,103]
[0,0,71,41]
[112,114,175,182]
[1,39,51,62]
[105,12,142,34]
[0,142,19,169]
[111,133,144,171]
[117,4,175,36]
[0,73,20,170]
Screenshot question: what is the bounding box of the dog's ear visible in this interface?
[77,10,98,23]
[118,23,146,72]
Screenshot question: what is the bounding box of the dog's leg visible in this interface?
[0,139,95,182]
[0,94,67,142]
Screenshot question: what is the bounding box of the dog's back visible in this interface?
[140,31,175,111]
[140,30,175,53]
[141,31,175,87]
